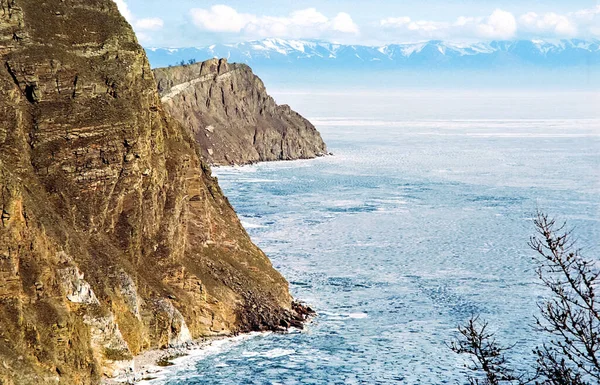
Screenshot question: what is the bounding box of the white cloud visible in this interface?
[380,9,516,40]
[380,17,411,28]
[573,5,600,20]
[113,0,133,22]
[190,5,250,33]
[519,12,577,37]
[571,5,600,37]
[477,9,517,39]
[113,1,600,47]
[380,17,446,34]
[135,18,165,31]
[112,0,164,43]
[516,5,600,38]
[332,12,360,34]
[189,5,359,39]
[136,32,151,44]
[290,8,329,26]
[378,6,600,41]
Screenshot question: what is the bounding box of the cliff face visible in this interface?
[153,60,327,165]
[0,1,299,384]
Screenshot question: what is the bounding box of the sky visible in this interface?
[113,0,600,47]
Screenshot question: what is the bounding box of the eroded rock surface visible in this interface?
[154,59,328,165]
[0,1,302,383]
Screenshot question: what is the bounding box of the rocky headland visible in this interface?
[153,59,328,165]
[0,1,311,384]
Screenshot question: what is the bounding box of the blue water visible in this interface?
[154,91,600,384]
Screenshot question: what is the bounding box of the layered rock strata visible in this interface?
[153,59,327,165]
[0,1,304,383]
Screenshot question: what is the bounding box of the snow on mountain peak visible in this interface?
[145,38,600,69]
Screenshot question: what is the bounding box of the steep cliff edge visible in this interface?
[153,60,327,165]
[0,1,302,384]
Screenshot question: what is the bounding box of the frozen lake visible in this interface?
[153,90,600,384]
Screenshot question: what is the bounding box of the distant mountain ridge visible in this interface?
[146,38,600,69]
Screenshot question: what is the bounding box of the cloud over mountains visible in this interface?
[113,1,600,46]
[190,6,359,38]
[381,9,518,40]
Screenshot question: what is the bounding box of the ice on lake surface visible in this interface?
[154,90,600,384]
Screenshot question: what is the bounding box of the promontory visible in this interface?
[0,1,310,383]
[154,59,327,165]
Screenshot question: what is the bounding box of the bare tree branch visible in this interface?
[450,316,523,385]
[451,212,599,385]
[530,211,600,384]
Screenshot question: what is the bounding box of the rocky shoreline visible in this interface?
[104,303,315,384]
[102,337,227,384]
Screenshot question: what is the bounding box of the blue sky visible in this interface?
[114,0,600,47]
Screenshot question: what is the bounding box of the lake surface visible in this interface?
[153,90,600,384]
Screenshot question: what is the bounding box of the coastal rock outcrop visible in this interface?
[0,1,303,383]
[153,59,327,165]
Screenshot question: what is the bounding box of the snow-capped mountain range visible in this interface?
[146,38,600,70]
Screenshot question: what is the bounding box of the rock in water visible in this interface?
[154,59,328,165]
[0,1,299,384]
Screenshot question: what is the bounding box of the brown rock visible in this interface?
[0,1,302,384]
[153,59,328,165]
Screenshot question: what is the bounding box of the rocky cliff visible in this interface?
[0,1,304,384]
[153,60,327,165]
